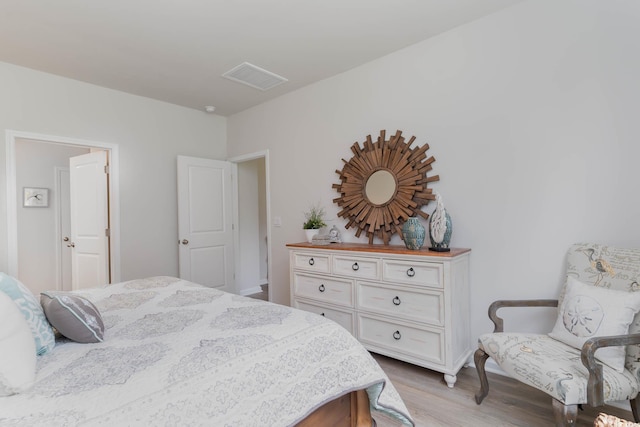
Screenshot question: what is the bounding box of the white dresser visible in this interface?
[287,242,472,387]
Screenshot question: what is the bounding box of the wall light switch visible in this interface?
[273,216,282,227]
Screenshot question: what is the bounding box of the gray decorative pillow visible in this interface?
[549,276,640,372]
[40,292,104,343]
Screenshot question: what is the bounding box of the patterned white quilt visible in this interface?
[0,277,413,426]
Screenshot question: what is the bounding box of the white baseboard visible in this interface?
[463,357,508,377]
[481,358,507,376]
[238,286,263,296]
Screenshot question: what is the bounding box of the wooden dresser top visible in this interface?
[286,242,470,258]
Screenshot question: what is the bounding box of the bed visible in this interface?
[0,276,413,426]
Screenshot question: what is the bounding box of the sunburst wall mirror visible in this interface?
[333,130,439,244]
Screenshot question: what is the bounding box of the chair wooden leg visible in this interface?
[631,397,640,422]
[552,398,578,426]
[474,347,490,404]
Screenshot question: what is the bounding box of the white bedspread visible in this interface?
[0,277,413,426]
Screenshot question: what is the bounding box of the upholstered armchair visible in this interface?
[475,243,640,426]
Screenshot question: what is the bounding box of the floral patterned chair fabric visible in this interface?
[475,243,640,426]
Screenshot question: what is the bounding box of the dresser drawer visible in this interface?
[292,273,354,307]
[292,252,330,273]
[382,259,443,288]
[357,282,444,326]
[333,255,380,280]
[294,300,354,335]
[358,315,444,364]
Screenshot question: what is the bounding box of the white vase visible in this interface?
[304,229,318,243]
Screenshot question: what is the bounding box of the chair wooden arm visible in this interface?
[488,299,558,332]
[581,333,640,407]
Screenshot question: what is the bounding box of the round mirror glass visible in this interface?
[365,170,396,206]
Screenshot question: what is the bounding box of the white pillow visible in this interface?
[0,272,55,355]
[549,276,640,372]
[0,290,37,396]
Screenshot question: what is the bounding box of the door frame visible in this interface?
[54,166,70,291]
[5,129,121,283]
[228,150,272,301]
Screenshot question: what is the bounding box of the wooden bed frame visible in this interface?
[297,389,373,426]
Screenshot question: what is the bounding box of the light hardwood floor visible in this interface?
[248,284,269,301]
[370,353,635,427]
[245,291,634,425]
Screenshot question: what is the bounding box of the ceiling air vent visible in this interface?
[222,62,288,91]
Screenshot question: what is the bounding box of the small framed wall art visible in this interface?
[23,187,49,207]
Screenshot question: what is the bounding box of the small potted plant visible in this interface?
[303,203,327,242]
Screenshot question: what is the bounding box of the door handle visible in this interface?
[181,239,189,245]
[67,242,75,248]
[63,237,70,242]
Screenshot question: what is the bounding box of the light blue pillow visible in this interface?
[0,273,55,355]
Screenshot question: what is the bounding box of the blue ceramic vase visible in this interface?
[402,217,425,250]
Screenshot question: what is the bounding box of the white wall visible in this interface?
[257,159,268,283]
[237,158,266,295]
[0,61,227,284]
[227,0,640,348]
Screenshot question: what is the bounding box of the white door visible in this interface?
[69,151,110,290]
[177,156,234,292]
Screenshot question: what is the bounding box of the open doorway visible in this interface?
[230,150,271,302]
[6,130,120,295]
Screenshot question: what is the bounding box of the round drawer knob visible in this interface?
[309,258,315,266]
[352,262,359,271]
[392,296,401,306]
[318,284,325,292]
[393,330,402,340]
[406,267,415,277]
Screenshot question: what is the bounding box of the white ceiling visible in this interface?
[0,0,522,116]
